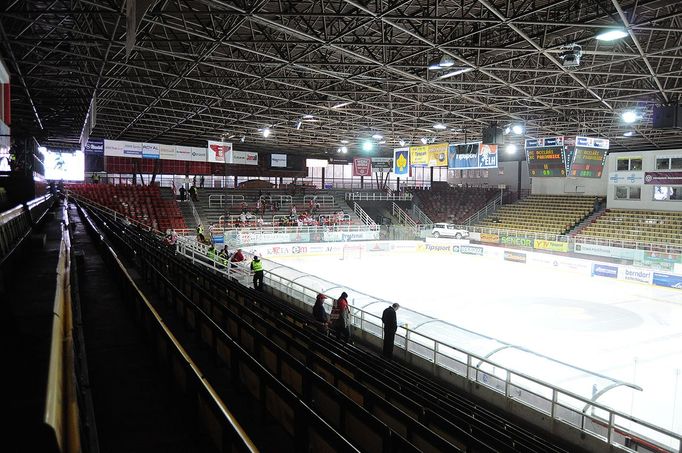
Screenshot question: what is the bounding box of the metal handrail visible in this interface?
[303,194,335,206]
[353,202,377,226]
[345,192,413,201]
[463,192,504,226]
[208,194,245,207]
[411,204,433,225]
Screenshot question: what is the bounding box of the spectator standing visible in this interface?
[250,255,264,291]
[200,175,205,188]
[313,294,330,334]
[179,185,186,202]
[381,303,400,360]
[331,292,351,344]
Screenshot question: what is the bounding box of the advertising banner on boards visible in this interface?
[608,172,644,185]
[159,144,176,160]
[142,143,160,159]
[533,239,570,252]
[591,264,618,279]
[504,251,527,263]
[84,138,104,155]
[232,150,258,166]
[652,273,682,289]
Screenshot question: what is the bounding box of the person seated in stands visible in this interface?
[308,198,315,211]
[313,293,330,334]
[218,245,230,260]
[231,248,245,264]
[256,198,262,213]
[256,216,264,227]
[239,212,247,225]
[291,205,297,216]
[240,201,248,213]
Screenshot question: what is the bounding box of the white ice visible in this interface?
[270,251,682,443]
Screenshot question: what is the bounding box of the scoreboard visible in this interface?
[569,147,607,178]
[526,146,566,177]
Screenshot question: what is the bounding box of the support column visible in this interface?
[321,167,325,189]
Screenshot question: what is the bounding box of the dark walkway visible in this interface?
[70,206,212,453]
[3,200,64,452]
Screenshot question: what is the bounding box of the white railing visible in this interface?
[208,194,245,208]
[260,194,293,206]
[392,202,417,228]
[345,192,413,201]
[175,237,251,284]
[410,204,433,225]
[188,198,202,226]
[303,195,335,206]
[353,202,377,226]
[463,192,504,226]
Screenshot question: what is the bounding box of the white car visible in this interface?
[431,223,469,239]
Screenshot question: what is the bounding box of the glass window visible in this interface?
[629,187,641,199]
[656,158,670,170]
[671,158,682,170]
[617,159,629,171]
[673,187,682,200]
[615,186,628,199]
[631,159,642,170]
[654,186,673,201]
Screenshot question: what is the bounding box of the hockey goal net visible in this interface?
[340,245,363,260]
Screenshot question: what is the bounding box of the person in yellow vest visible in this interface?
[207,244,216,264]
[250,255,264,291]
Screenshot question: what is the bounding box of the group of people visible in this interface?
[312,293,401,359]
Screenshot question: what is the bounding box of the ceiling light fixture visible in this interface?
[332,101,352,109]
[295,121,302,130]
[595,28,628,41]
[240,136,245,143]
[303,114,314,119]
[505,144,518,154]
[372,134,383,140]
[340,139,349,144]
[623,131,635,137]
[433,123,447,130]
[428,59,442,70]
[399,140,406,147]
[512,124,524,135]
[438,67,474,80]
[378,140,386,144]
[262,128,271,138]
[622,110,639,123]
[504,126,511,135]
[38,146,47,153]
[362,141,374,152]
[439,55,455,68]
[341,146,348,153]
[420,137,428,145]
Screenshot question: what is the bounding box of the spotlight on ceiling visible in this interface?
[337,148,341,154]
[340,139,349,144]
[262,128,271,138]
[438,67,473,79]
[439,55,455,68]
[559,43,583,68]
[398,140,406,147]
[341,146,348,153]
[295,121,302,130]
[38,146,47,153]
[332,101,352,109]
[505,144,518,154]
[303,114,314,119]
[362,141,374,152]
[371,134,383,140]
[622,110,639,124]
[503,126,511,135]
[512,124,524,135]
[433,123,447,130]
[623,131,635,137]
[428,59,442,70]
[378,140,386,145]
[240,136,245,143]
[420,137,428,145]
[595,28,628,41]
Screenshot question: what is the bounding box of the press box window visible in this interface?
[658,157,682,170]
[617,158,642,171]
[615,186,640,200]
[653,186,682,201]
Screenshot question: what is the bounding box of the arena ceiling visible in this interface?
[2,0,682,157]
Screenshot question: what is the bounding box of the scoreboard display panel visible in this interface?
[526,146,566,177]
[569,147,607,178]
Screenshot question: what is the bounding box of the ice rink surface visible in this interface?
[270,251,682,439]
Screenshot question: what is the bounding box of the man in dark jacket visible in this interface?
[381,303,400,359]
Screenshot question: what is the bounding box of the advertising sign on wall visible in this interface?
[207,140,232,163]
[175,145,192,161]
[608,172,644,185]
[142,142,160,159]
[371,157,393,171]
[574,243,641,260]
[427,143,448,167]
[190,147,207,162]
[480,233,500,244]
[232,150,259,166]
[504,251,527,263]
[84,138,104,155]
[353,157,372,176]
[500,236,532,248]
[393,148,410,175]
[271,153,287,168]
[644,171,682,185]
[159,144,176,160]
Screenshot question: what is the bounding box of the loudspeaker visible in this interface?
[482,125,504,144]
[652,105,681,129]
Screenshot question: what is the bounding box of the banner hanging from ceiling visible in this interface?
[353,157,372,176]
[393,148,410,175]
[207,140,232,163]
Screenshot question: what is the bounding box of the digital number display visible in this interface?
[526,146,566,177]
[569,147,607,178]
